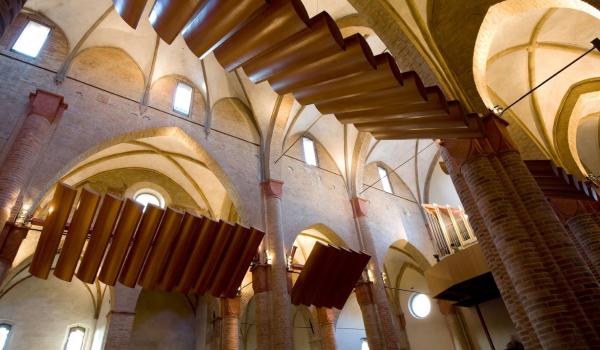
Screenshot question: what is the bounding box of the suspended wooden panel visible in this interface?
[269,34,375,95]
[526,160,599,201]
[371,114,484,140]
[119,204,164,287]
[113,0,149,29]
[149,0,204,44]
[183,0,268,58]
[54,188,101,282]
[30,184,266,298]
[214,0,310,72]
[0,0,25,37]
[158,213,203,291]
[291,242,370,309]
[139,207,184,289]
[98,199,143,285]
[29,183,77,279]
[292,55,410,106]
[242,12,344,83]
[76,194,123,283]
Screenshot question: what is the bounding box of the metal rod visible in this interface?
[360,141,435,194]
[500,44,596,116]
[274,114,324,164]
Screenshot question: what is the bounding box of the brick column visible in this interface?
[0,223,28,282]
[437,301,470,350]
[261,180,292,349]
[0,90,67,236]
[354,282,383,350]
[222,297,240,350]
[317,307,337,350]
[252,264,271,350]
[441,138,588,349]
[352,198,406,350]
[104,284,141,350]
[484,116,600,340]
[551,199,600,282]
[439,145,540,349]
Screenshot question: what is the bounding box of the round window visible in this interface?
[408,293,431,319]
[134,189,165,210]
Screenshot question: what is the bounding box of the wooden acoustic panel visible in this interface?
[113,0,149,29]
[291,242,370,309]
[149,0,204,44]
[526,160,599,201]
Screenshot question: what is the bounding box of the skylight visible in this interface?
[173,82,193,115]
[378,166,393,194]
[12,21,51,58]
[302,137,318,166]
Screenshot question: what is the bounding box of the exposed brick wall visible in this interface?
[149,75,206,125]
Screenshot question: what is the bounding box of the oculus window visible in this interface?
[64,326,85,350]
[134,189,165,210]
[377,166,393,193]
[302,137,318,166]
[408,293,431,319]
[12,21,51,58]
[173,82,193,116]
[0,324,11,350]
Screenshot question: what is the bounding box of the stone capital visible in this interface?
[439,138,490,172]
[482,114,519,154]
[261,179,284,199]
[252,264,271,293]
[28,89,68,123]
[354,281,375,305]
[221,296,241,317]
[437,300,457,316]
[317,307,336,324]
[350,197,369,218]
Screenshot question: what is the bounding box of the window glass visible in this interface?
[64,327,85,350]
[408,293,431,319]
[361,338,369,350]
[134,191,163,210]
[12,21,51,57]
[173,82,193,115]
[0,324,11,350]
[377,166,393,193]
[302,137,318,166]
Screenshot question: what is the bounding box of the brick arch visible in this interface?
[212,97,261,145]
[31,127,251,225]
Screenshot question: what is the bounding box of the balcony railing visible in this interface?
[423,204,477,258]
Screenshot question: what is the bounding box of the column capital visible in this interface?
[350,197,369,217]
[439,138,490,172]
[549,198,597,223]
[261,179,284,199]
[221,296,241,317]
[482,114,519,154]
[354,281,375,305]
[437,299,457,316]
[252,263,271,293]
[28,89,68,123]
[317,307,336,324]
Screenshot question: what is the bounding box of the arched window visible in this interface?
[134,189,165,210]
[12,20,51,58]
[408,293,431,319]
[173,82,193,116]
[377,166,393,194]
[302,137,318,166]
[64,326,86,350]
[0,323,12,350]
[361,337,369,350]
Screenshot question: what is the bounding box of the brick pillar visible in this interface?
[252,264,271,350]
[355,282,383,350]
[551,199,600,282]
[0,223,28,282]
[484,116,600,341]
[352,198,406,350]
[261,180,292,349]
[317,307,337,350]
[441,138,588,349]
[439,145,540,349]
[104,284,141,350]
[437,301,470,350]
[222,297,240,350]
[0,90,67,236]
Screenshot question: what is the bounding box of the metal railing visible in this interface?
[423,204,477,259]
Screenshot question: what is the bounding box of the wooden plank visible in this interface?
[223,228,265,298]
[177,218,220,293]
[193,222,236,295]
[113,0,149,28]
[210,225,251,296]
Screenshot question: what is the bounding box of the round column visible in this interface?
[567,213,600,281]
[252,264,272,350]
[439,145,540,349]
[355,282,384,350]
[261,180,292,349]
[104,284,141,350]
[0,90,67,235]
[222,297,241,350]
[437,301,471,350]
[444,138,587,349]
[317,307,337,350]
